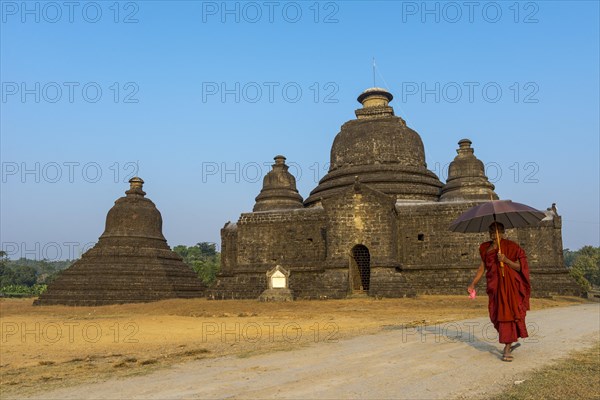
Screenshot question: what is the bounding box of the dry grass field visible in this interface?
[490,340,600,400]
[0,295,589,397]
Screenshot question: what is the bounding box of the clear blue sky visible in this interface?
[1,1,599,260]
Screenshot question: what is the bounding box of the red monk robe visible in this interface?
[479,239,531,343]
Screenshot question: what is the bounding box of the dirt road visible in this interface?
[18,303,598,400]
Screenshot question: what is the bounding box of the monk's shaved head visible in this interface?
[489,222,505,233]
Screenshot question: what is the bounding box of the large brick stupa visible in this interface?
[211,88,581,299]
[34,177,205,306]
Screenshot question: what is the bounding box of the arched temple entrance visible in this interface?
[350,245,371,293]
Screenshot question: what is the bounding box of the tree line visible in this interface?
[1,245,598,296]
[0,251,72,295]
[0,242,220,296]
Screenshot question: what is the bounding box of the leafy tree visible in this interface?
[0,264,15,287]
[570,265,592,291]
[173,242,220,285]
[563,248,577,267]
[567,246,600,290]
[572,247,600,287]
[42,269,63,285]
[12,265,38,286]
[0,251,16,287]
[196,242,217,257]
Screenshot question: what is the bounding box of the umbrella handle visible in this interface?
[493,220,505,278]
[498,253,505,277]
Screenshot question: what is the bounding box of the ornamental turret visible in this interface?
[440,139,498,201]
[253,155,304,212]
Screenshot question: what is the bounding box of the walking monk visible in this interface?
[468,222,531,361]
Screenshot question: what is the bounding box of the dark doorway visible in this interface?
[350,245,371,292]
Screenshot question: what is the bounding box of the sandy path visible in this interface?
[20,303,599,400]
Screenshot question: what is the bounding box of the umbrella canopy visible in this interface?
[449,200,546,233]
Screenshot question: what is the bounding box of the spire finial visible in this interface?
[129,177,144,190]
[126,177,146,197]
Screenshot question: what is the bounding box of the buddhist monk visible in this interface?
[468,222,531,362]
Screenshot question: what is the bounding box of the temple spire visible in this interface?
[253,155,304,212]
[440,139,498,201]
[355,87,395,119]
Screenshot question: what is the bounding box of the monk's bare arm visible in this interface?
[498,254,521,272]
[468,261,485,292]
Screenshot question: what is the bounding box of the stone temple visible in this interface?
[35,178,205,306]
[210,88,581,299]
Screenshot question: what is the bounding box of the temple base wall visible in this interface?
[217,195,583,300]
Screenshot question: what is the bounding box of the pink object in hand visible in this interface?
[468,288,477,299]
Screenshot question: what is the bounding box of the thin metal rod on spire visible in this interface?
[372,57,376,87]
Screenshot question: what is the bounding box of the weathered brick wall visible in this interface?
[322,184,398,268]
[234,208,327,271]
[514,216,581,295]
[208,268,350,300]
[213,208,328,299]
[290,269,349,299]
[208,272,267,300]
[220,223,238,275]
[215,194,581,299]
[389,201,581,297]
[514,217,563,268]
[365,201,481,297]
[396,201,485,269]
[371,266,483,297]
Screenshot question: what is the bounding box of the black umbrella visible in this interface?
[449,199,546,277]
[449,200,546,233]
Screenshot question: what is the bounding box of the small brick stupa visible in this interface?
[34,177,205,306]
